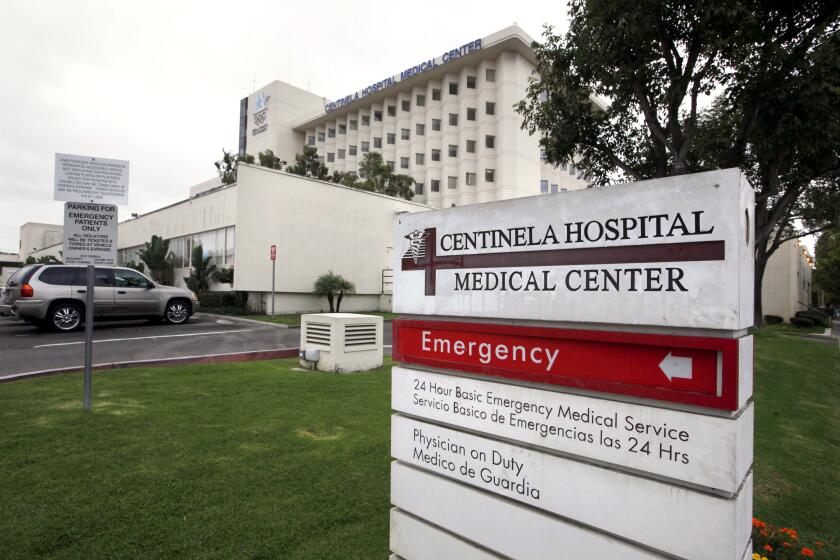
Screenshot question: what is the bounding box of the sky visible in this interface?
[0,0,570,252]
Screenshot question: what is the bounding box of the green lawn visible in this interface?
[0,330,837,558]
[242,311,399,326]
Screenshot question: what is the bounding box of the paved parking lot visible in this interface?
[0,314,393,377]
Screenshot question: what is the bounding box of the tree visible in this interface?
[213,266,234,286]
[258,149,286,170]
[24,255,61,264]
[287,146,329,180]
[184,244,217,299]
[215,149,255,185]
[517,1,840,323]
[331,170,361,188]
[357,152,415,200]
[384,173,415,200]
[137,235,175,285]
[814,229,840,306]
[313,271,355,312]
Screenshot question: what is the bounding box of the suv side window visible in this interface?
[38,267,84,285]
[94,269,115,287]
[114,269,151,288]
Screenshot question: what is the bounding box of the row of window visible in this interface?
[539,180,569,194]
[309,102,497,144]
[323,136,496,163]
[118,226,235,269]
[413,169,496,195]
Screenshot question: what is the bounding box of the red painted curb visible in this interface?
[0,348,300,383]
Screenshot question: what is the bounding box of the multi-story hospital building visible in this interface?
[238,25,592,208]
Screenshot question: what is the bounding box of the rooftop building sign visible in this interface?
[324,39,483,113]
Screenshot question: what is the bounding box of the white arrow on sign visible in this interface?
[659,352,693,381]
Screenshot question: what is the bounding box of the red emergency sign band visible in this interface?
[392,319,744,410]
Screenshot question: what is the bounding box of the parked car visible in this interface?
[7,264,199,331]
[1,263,43,317]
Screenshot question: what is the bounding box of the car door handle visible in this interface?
[76,289,86,294]
[117,291,127,294]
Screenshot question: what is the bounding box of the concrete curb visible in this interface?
[0,347,300,383]
[196,312,294,329]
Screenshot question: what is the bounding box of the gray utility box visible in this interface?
[299,313,384,373]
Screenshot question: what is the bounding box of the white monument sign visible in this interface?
[62,202,118,265]
[389,168,754,559]
[54,153,129,205]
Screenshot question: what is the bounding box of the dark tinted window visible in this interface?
[38,267,83,286]
[114,269,150,288]
[94,268,114,287]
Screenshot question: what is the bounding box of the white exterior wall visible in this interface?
[234,164,429,312]
[19,222,63,260]
[761,239,814,320]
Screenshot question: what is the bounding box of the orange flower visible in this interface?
[783,542,792,548]
[753,518,767,528]
[764,544,773,552]
[760,530,768,537]
[800,548,814,558]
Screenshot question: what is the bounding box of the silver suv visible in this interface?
[6,265,199,332]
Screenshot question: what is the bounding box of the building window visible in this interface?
[401,157,409,169]
[466,172,477,186]
[466,140,476,153]
[388,105,396,116]
[467,107,476,121]
[467,75,476,89]
[327,152,335,162]
[308,135,315,146]
[448,176,457,189]
[361,141,369,153]
[448,144,458,157]
[349,145,357,156]
[401,128,410,140]
[374,110,383,122]
[449,113,458,126]
[387,160,395,171]
[431,179,440,192]
[569,164,576,175]
[416,123,425,136]
[486,101,495,115]
[328,128,336,138]
[350,119,357,130]
[338,124,346,134]
[318,156,325,164]
[540,180,549,193]
[318,132,325,142]
[485,168,495,182]
[374,137,382,148]
[402,100,410,112]
[432,88,441,101]
[486,68,496,82]
[416,153,425,165]
[432,118,441,131]
[337,149,345,159]
[417,94,426,107]
[415,182,424,195]
[432,149,441,161]
[362,114,370,126]
[387,133,396,144]
[551,184,558,193]
[449,82,458,95]
[485,135,496,148]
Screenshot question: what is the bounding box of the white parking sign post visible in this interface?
[55,153,129,411]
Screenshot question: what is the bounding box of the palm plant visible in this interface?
[184,245,217,299]
[313,271,355,312]
[137,235,174,285]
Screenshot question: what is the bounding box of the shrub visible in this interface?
[794,311,828,327]
[764,315,784,324]
[199,291,249,310]
[790,316,815,328]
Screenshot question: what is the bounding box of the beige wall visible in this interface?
[761,239,814,320]
[234,164,429,311]
[19,222,63,260]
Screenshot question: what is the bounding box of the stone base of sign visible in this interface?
[392,462,669,559]
[390,509,502,560]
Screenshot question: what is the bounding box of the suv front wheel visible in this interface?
[164,300,190,325]
[49,302,83,332]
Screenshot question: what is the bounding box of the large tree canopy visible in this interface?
[517,0,840,322]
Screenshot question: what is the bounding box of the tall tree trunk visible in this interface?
[336,291,344,313]
[327,293,335,312]
[754,241,770,327]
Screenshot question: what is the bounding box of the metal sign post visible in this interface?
[270,244,277,316]
[83,265,94,410]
